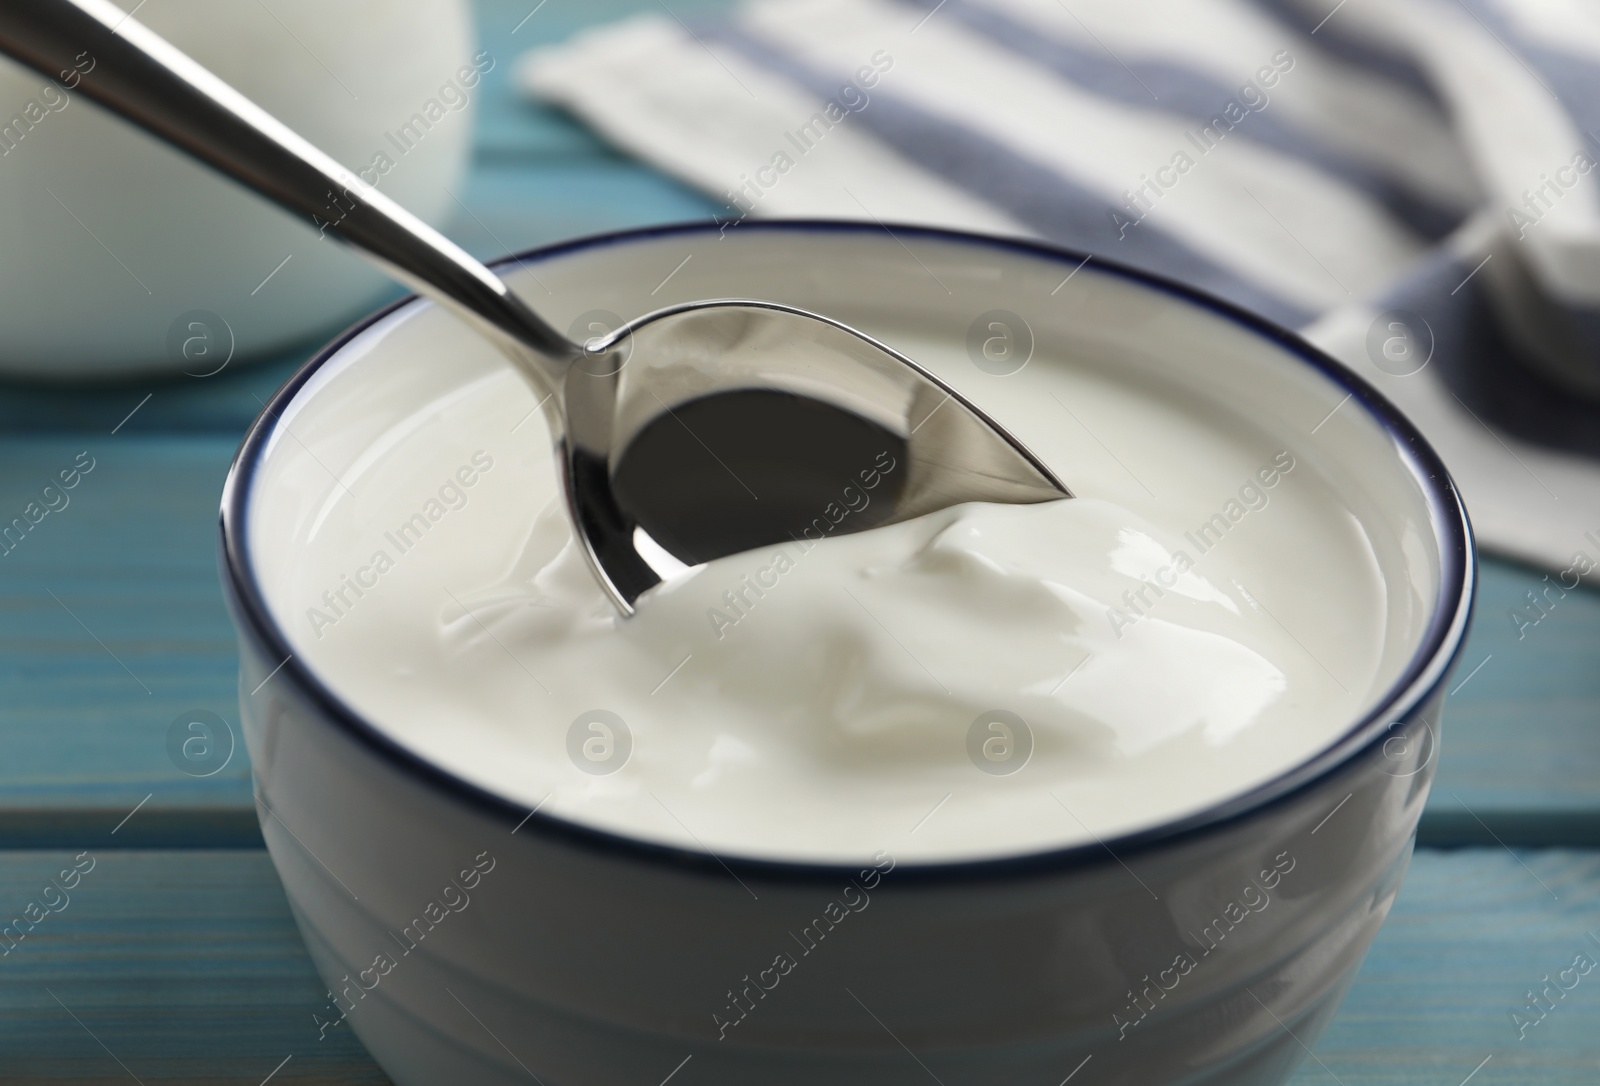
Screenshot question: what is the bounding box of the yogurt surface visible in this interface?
[255,301,1396,865]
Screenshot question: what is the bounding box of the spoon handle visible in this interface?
[0,0,578,389]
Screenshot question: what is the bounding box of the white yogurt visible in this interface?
[262,312,1390,864]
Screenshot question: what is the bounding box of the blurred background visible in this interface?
[0,0,1598,1081]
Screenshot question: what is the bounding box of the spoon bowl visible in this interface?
[567,299,1069,608]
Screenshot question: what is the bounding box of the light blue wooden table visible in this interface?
[1,1,1598,1081]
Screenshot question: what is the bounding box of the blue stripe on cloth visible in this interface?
[893,0,1464,240]
[1378,246,1600,459]
[1249,0,1445,109]
[712,25,1318,328]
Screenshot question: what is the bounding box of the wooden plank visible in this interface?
[0,848,1594,1083]
[0,437,249,835]
[470,0,740,161]
[449,158,719,256]
[1290,849,1600,1084]
[0,850,386,1083]
[1421,560,1600,846]
[0,357,301,437]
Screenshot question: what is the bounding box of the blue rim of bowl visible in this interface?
[219,219,1476,887]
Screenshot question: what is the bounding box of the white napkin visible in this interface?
[521,0,1600,579]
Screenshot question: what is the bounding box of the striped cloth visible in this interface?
[520,0,1600,579]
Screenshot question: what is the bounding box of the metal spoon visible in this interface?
[0,0,1070,613]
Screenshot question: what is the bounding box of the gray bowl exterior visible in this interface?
[229,570,1441,1086]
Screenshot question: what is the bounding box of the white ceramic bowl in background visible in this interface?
[0,0,474,379]
[221,222,1474,1085]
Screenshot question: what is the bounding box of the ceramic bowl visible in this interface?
[0,0,474,379]
[220,221,1474,1085]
